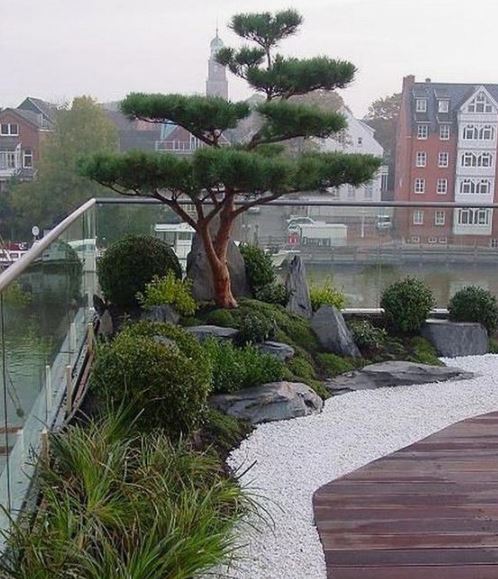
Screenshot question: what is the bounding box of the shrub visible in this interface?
[381,277,435,334]
[3,411,250,578]
[237,310,276,344]
[240,244,275,290]
[317,353,355,377]
[203,338,284,393]
[255,282,290,306]
[205,308,237,327]
[136,271,197,316]
[310,277,346,312]
[98,235,181,308]
[349,319,387,352]
[448,286,498,333]
[91,322,211,435]
[287,356,316,381]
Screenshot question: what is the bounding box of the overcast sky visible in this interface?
[3,0,498,116]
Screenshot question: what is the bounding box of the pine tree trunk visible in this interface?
[199,219,237,309]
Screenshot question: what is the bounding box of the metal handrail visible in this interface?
[0,198,96,294]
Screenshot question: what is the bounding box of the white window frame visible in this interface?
[437,178,448,194]
[458,208,491,226]
[438,100,449,113]
[440,124,450,140]
[23,149,33,169]
[416,98,428,113]
[468,92,493,113]
[0,123,19,136]
[417,124,429,140]
[481,125,495,140]
[413,210,424,225]
[414,178,425,194]
[435,210,445,226]
[415,151,427,167]
[438,152,449,167]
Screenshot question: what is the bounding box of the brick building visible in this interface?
[0,97,55,192]
[395,75,498,246]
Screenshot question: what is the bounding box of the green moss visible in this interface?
[317,353,355,377]
[204,309,237,328]
[306,379,331,400]
[287,356,316,381]
[408,336,443,366]
[201,409,253,457]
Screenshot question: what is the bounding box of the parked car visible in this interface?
[287,216,315,231]
[376,215,393,230]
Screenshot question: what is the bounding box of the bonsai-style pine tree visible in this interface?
[81,10,381,308]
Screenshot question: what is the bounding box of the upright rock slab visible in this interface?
[141,304,180,325]
[326,360,475,395]
[312,305,361,358]
[285,256,312,319]
[186,325,239,342]
[421,319,488,357]
[210,381,323,424]
[186,233,250,302]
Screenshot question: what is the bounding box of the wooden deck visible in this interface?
[313,412,498,578]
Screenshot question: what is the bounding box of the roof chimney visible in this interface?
[425,78,431,83]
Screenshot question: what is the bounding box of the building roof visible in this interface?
[18,97,57,124]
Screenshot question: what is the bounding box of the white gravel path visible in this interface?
[217,354,498,579]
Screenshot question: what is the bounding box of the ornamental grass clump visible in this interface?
[136,271,197,316]
[310,277,346,312]
[381,277,435,335]
[448,286,498,333]
[1,410,252,578]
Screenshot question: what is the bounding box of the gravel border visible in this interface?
[215,355,498,579]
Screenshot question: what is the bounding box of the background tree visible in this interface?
[9,96,118,237]
[80,9,381,308]
[364,92,401,193]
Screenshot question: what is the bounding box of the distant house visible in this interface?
[0,97,56,192]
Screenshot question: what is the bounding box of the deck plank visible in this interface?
[313,410,498,577]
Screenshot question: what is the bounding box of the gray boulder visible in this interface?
[141,304,180,325]
[186,325,239,342]
[286,256,312,319]
[421,319,488,358]
[186,233,250,301]
[326,360,475,395]
[98,310,113,338]
[311,305,361,358]
[256,341,295,361]
[210,381,323,424]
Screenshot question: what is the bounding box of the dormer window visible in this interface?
[416,98,427,113]
[438,100,449,113]
[468,92,493,113]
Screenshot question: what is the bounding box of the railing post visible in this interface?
[16,428,24,463]
[87,322,94,355]
[69,322,76,356]
[65,365,72,416]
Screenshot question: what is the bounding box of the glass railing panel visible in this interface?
[0,204,96,539]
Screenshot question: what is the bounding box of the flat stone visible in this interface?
[421,319,488,358]
[311,305,361,358]
[141,304,180,325]
[326,360,475,395]
[187,233,250,301]
[210,381,323,424]
[186,325,239,342]
[256,341,295,361]
[286,256,312,319]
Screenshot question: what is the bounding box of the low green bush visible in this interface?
[203,338,284,393]
[91,322,211,436]
[136,271,197,316]
[237,310,276,344]
[287,355,316,381]
[317,353,355,377]
[381,277,435,335]
[204,308,237,327]
[240,244,275,290]
[349,319,387,352]
[309,277,346,312]
[3,410,250,578]
[98,235,182,308]
[448,286,498,333]
[408,336,442,366]
[254,282,290,306]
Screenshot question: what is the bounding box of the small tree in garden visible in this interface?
[80,10,381,308]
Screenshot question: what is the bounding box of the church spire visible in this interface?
[206,27,228,100]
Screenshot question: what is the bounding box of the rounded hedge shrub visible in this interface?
[254,282,290,306]
[239,244,275,291]
[98,235,182,308]
[448,286,498,333]
[237,310,276,345]
[91,322,211,436]
[380,277,434,335]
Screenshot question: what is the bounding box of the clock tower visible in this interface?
[206,29,228,100]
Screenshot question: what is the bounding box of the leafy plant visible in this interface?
[448,286,498,333]
[240,244,276,291]
[287,355,316,381]
[203,338,284,393]
[91,322,211,436]
[348,319,387,352]
[317,353,355,377]
[408,336,442,366]
[237,310,276,345]
[254,282,290,306]
[310,277,346,312]
[2,410,252,578]
[3,281,32,308]
[205,308,237,328]
[97,235,182,308]
[136,271,197,316]
[381,277,435,335]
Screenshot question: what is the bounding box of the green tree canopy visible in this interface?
[80,10,382,308]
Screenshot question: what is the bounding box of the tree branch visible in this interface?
[232,192,283,216]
